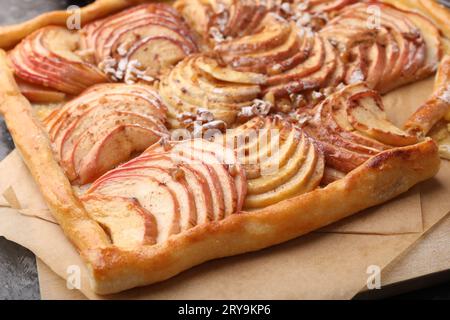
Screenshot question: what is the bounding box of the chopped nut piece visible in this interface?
[237,99,273,122]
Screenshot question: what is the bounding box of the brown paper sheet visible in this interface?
[0,77,449,299]
[37,259,86,300]
[381,214,450,287]
[0,150,47,210]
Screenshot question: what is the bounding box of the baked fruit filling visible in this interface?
[223,116,324,209]
[43,83,169,184]
[81,139,246,247]
[9,26,107,96]
[8,3,198,101]
[214,11,344,97]
[80,3,198,83]
[159,54,265,127]
[301,83,418,181]
[5,0,449,248]
[320,2,441,93]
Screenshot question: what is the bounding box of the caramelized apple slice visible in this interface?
[43,83,169,184]
[301,83,418,179]
[244,132,324,209]
[84,138,246,244]
[9,26,107,95]
[15,77,66,103]
[320,2,441,93]
[81,194,157,248]
[125,37,192,79]
[87,175,181,243]
[196,55,266,84]
[346,91,418,146]
[123,154,215,224]
[74,124,165,184]
[159,54,261,127]
[81,3,198,83]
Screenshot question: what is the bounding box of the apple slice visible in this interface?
[175,0,276,44]
[9,26,107,95]
[196,55,267,84]
[173,0,213,38]
[81,194,157,248]
[215,14,292,54]
[74,124,165,184]
[171,142,238,217]
[319,2,441,93]
[246,127,306,194]
[110,22,196,59]
[84,137,246,244]
[15,77,66,103]
[232,118,298,179]
[215,0,267,39]
[115,154,210,226]
[86,174,181,243]
[219,21,301,74]
[159,54,262,127]
[43,83,169,184]
[187,140,247,214]
[139,154,215,224]
[46,83,167,141]
[222,116,323,209]
[148,139,247,215]
[97,166,196,232]
[306,0,357,13]
[91,5,177,61]
[301,83,418,177]
[244,132,324,209]
[125,36,193,79]
[139,148,226,221]
[304,100,376,173]
[346,90,419,146]
[81,3,198,83]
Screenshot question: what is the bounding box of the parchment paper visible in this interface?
[0,77,449,299]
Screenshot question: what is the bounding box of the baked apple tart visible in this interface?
[0,0,448,294]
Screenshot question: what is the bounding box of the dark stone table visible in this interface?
[0,0,449,300]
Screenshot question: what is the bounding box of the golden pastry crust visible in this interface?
[405,55,450,136]
[0,0,447,294]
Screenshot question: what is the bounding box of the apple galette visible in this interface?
[0,0,448,294]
